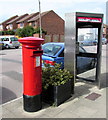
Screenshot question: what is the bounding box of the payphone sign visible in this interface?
[77,17,102,23]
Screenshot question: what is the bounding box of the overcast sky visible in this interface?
[0,0,107,23]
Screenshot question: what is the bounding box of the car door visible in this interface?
[77,46,92,74]
[54,49,64,69]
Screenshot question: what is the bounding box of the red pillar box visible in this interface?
[18,37,44,112]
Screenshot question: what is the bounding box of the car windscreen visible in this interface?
[42,44,62,56]
[1,38,9,41]
[10,37,18,41]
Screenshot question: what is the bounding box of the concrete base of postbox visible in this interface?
[23,94,42,112]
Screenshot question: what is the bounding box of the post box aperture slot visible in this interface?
[33,51,43,54]
[31,51,43,57]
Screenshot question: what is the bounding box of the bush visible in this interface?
[34,27,47,35]
[16,26,35,37]
[42,63,73,90]
[15,28,23,37]
[7,30,15,35]
[0,30,15,35]
[0,31,5,35]
[16,26,47,37]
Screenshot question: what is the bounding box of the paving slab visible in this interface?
[1,82,107,118]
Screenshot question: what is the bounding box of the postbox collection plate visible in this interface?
[36,56,40,67]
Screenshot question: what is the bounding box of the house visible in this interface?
[28,10,64,35]
[1,10,64,35]
[6,14,28,31]
[16,12,39,28]
[0,15,18,31]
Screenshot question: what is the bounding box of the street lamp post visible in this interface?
[38,0,42,38]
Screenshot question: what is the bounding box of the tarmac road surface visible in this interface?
[0,47,23,104]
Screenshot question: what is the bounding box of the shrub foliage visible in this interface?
[42,63,73,90]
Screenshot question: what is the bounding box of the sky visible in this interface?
[0,0,107,24]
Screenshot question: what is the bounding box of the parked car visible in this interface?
[0,36,20,49]
[79,39,97,46]
[92,39,98,45]
[79,38,107,46]
[102,38,107,45]
[42,43,96,74]
[0,39,5,50]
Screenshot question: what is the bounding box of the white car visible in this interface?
[0,36,20,49]
[102,38,107,45]
[79,40,95,46]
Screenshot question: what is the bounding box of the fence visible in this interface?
[44,34,64,43]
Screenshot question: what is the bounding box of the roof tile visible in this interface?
[7,14,28,24]
[28,10,52,22]
[16,12,39,23]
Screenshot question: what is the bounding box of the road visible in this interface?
[0,47,23,104]
[0,45,107,104]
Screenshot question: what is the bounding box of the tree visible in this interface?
[16,28,23,37]
[16,26,35,37]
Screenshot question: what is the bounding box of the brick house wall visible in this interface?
[17,12,39,29]
[29,21,38,28]
[12,21,19,30]
[6,14,28,31]
[28,10,64,35]
[17,24,20,29]
[13,14,28,30]
[1,15,18,31]
[41,10,64,35]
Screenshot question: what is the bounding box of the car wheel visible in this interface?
[81,43,83,46]
[5,44,10,49]
[15,46,19,49]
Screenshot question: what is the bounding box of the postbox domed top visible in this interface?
[18,37,44,47]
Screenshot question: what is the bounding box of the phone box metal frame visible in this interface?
[64,12,103,89]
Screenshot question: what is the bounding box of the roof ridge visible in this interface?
[16,12,39,23]
[28,10,53,22]
[6,14,28,24]
[1,15,18,24]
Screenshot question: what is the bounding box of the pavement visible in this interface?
[1,80,107,119]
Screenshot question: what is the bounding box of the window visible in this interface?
[9,24,13,29]
[10,37,18,41]
[59,50,64,57]
[20,23,24,28]
[32,22,38,27]
[0,25,3,30]
[1,38,9,41]
[42,44,62,56]
[32,22,36,27]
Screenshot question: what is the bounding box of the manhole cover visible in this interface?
[85,92,101,101]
